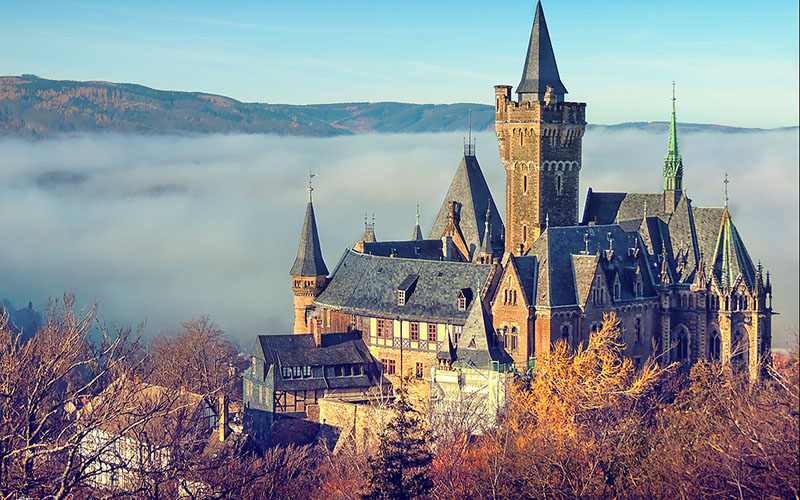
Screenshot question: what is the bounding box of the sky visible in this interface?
[0,129,796,349]
[1,1,798,128]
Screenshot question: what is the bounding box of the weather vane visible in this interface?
[307,172,316,200]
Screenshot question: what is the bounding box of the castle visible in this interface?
[247,1,773,430]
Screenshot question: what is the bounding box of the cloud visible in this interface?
[0,129,796,348]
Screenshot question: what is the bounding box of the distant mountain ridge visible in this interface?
[0,75,795,137]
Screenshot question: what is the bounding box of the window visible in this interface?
[410,322,419,341]
[387,359,396,375]
[513,290,517,305]
[510,327,519,352]
[353,365,362,376]
[561,324,570,342]
[709,331,721,361]
[334,366,342,377]
[293,366,302,378]
[458,295,466,311]
[523,174,528,194]
[377,318,393,339]
[398,290,406,306]
[634,317,642,343]
[503,289,508,305]
[427,323,437,342]
[613,281,620,300]
[556,173,563,195]
[303,366,312,378]
[523,225,527,242]
[453,326,463,346]
[415,362,424,379]
[343,365,352,376]
[282,366,292,379]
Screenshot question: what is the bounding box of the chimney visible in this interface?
[442,235,453,261]
[218,394,228,442]
[311,318,322,347]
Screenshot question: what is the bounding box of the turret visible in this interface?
[290,177,329,335]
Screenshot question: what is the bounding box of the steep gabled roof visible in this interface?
[429,155,503,260]
[454,300,513,368]
[289,200,329,277]
[571,254,598,306]
[314,249,493,325]
[516,1,568,100]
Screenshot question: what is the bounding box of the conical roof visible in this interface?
[516,1,567,100]
[711,209,756,289]
[289,199,328,277]
[429,155,503,260]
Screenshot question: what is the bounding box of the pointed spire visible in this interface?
[663,82,684,192]
[290,181,328,277]
[517,1,568,102]
[363,211,376,243]
[412,205,423,240]
[479,203,494,258]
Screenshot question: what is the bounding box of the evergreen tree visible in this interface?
[363,387,433,500]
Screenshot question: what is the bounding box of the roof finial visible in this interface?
[307,171,316,202]
[416,204,420,225]
[583,232,589,254]
[545,212,549,229]
[723,173,729,208]
[464,109,476,156]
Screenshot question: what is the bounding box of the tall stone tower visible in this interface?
[289,180,328,335]
[495,1,586,255]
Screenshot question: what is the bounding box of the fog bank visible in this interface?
[0,129,796,348]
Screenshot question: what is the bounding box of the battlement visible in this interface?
[494,85,586,125]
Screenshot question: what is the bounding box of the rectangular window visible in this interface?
[343,365,352,376]
[380,358,388,373]
[415,362,424,379]
[334,366,343,377]
[510,333,518,352]
[303,366,312,378]
[353,364,361,376]
[282,366,292,379]
[410,322,419,341]
[398,290,406,306]
[377,319,385,338]
[387,359,396,375]
[427,324,437,342]
[293,366,302,378]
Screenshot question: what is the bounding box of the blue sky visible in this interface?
[2,1,798,127]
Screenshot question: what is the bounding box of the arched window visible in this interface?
[510,327,519,352]
[503,289,508,305]
[671,327,689,363]
[512,290,517,305]
[561,324,570,342]
[613,281,621,300]
[732,329,749,364]
[523,175,528,194]
[556,174,563,195]
[709,331,721,361]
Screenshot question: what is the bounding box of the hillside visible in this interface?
[0,75,794,137]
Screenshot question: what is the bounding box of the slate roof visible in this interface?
[360,239,443,260]
[581,182,757,292]
[429,154,504,260]
[527,225,658,307]
[289,201,329,277]
[251,332,381,392]
[516,1,568,100]
[505,255,538,307]
[453,300,513,368]
[314,248,493,325]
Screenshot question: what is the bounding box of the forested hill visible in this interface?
[0,75,794,137]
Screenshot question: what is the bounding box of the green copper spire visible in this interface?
[663,82,683,191]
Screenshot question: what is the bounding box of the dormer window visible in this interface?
[282,366,291,379]
[457,288,472,312]
[397,274,418,307]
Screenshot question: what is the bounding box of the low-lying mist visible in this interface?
[0,129,796,348]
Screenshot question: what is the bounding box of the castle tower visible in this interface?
[663,83,684,212]
[289,179,328,335]
[495,1,586,255]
